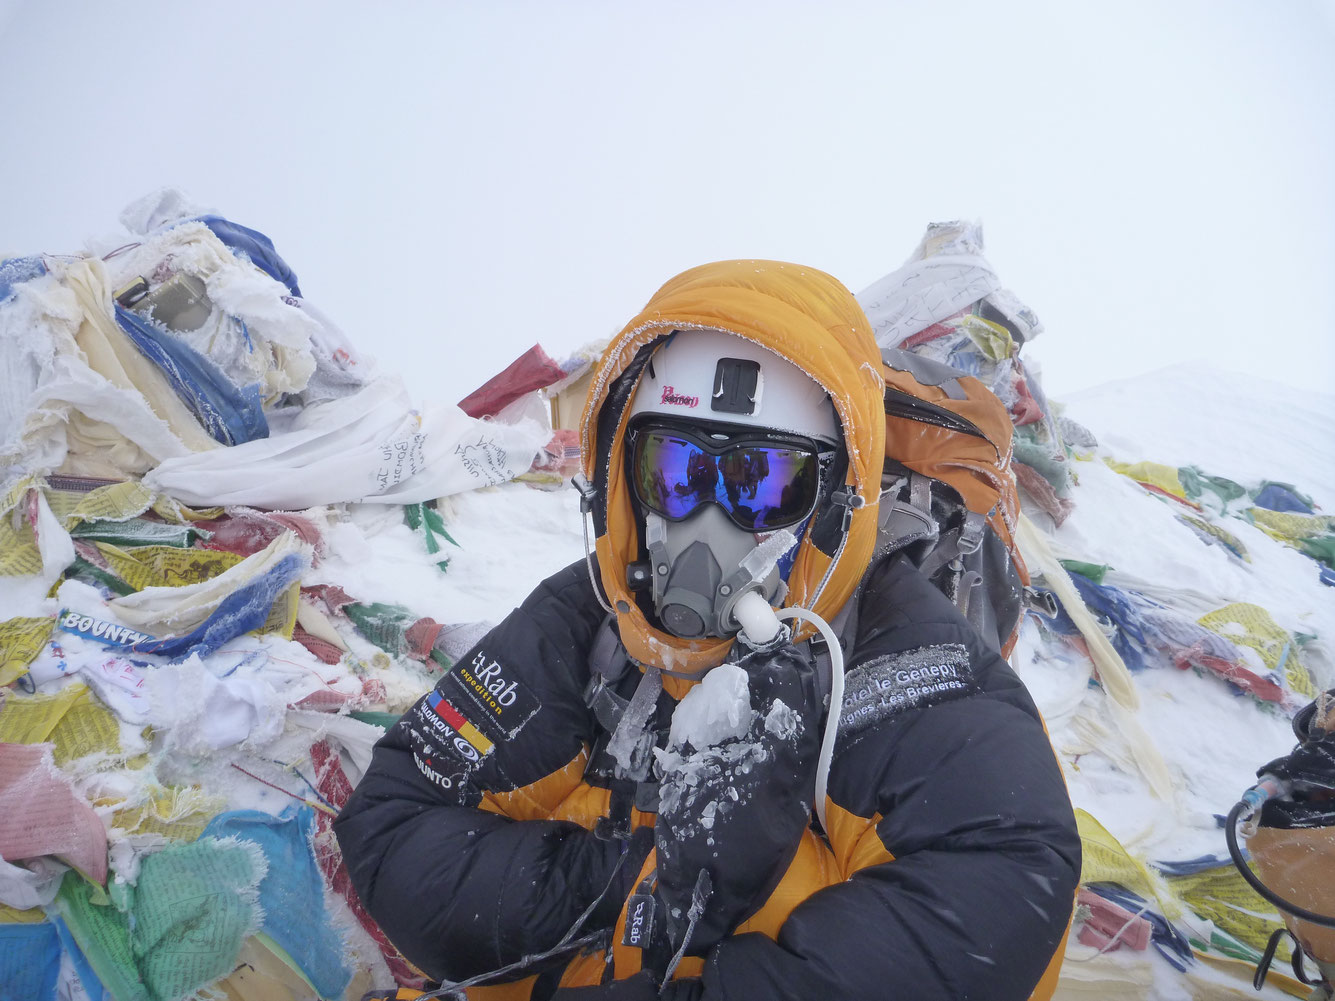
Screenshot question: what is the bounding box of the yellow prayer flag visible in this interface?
[1167,865,1290,959]
[58,480,156,529]
[0,616,55,686]
[1198,603,1315,699]
[1104,459,1188,501]
[1074,809,1179,918]
[95,543,244,592]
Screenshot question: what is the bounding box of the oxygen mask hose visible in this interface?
[730,590,844,833]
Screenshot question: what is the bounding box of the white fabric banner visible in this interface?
[143,377,547,508]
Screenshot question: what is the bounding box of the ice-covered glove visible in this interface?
[651,638,823,955]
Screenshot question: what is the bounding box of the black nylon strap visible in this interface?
[596,779,638,841]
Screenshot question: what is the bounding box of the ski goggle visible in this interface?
[629,422,828,532]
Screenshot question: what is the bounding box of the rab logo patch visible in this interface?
[443,650,542,739]
[838,643,975,743]
[621,892,657,949]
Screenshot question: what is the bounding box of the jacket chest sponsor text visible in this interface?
[839,642,976,739]
[442,650,542,740]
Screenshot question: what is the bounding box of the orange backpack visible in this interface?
[872,347,1030,658]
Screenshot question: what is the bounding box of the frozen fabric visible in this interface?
[343,601,443,662]
[146,655,286,752]
[128,552,304,660]
[100,220,319,401]
[112,305,268,446]
[0,260,196,486]
[64,259,219,456]
[70,517,203,548]
[0,487,76,599]
[0,856,65,910]
[0,255,46,302]
[1251,481,1313,513]
[50,916,112,1001]
[281,298,371,405]
[107,530,306,637]
[200,807,352,999]
[53,839,264,1001]
[857,222,1068,494]
[144,376,547,508]
[194,508,323,559]
[0,743,107,883]
[857,228,1002,348]
[0,681,121,766]
[1177,465,1248,511]
[856,221,1042,351]
[309,739,425,988]
[0,921,60,1001]
[1065,571,1153,672]
[458,343,567,419]
[0,615,56,686]
[194,215,303,296]
[24,641,152,724]
[1177,513,1250,562]
[118,187,209,234]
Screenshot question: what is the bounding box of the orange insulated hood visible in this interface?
[578,260,886,674]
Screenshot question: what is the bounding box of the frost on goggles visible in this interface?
[629,422,826,532]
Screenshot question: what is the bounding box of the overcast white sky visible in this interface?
[1,1,1332,409]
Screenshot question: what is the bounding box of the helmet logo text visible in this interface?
[660,386,699,408]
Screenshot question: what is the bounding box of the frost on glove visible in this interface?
[651,641,822,955]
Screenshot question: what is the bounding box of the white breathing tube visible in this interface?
[731,591,845,832]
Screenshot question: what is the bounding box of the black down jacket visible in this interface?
[334,555,1081,1001]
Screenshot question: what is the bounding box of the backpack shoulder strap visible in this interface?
[584,614,664,826]
[875,471,940,558]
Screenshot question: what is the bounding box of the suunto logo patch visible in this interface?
[412,752,456,791]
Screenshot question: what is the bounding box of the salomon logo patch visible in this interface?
[416,689,494,759]
[838,643,975,741]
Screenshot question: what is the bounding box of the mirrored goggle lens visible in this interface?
[632,431,821,531]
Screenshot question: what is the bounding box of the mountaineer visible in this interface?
[334,260,1081,1000]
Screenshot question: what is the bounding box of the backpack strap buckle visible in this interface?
[956,510,987,557]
